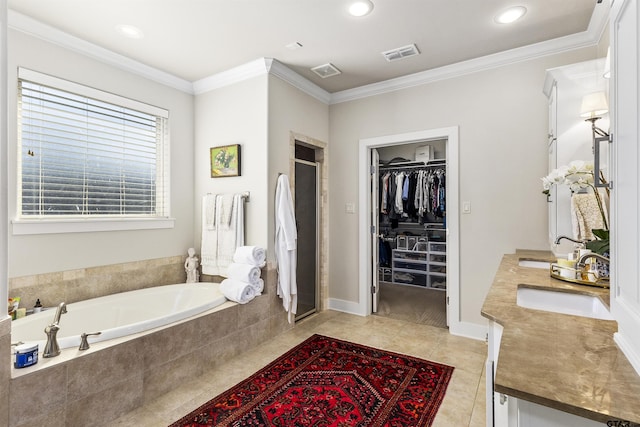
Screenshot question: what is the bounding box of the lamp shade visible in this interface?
[580,92,609,118]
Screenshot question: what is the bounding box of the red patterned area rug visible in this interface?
[169,334,454,427]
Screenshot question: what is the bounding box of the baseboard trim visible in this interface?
[449,320,488,341]
[327,298,367,316]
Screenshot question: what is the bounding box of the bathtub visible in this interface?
[11,282,228,350]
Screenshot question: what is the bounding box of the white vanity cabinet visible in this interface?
[610,0,640,377]
[543,59,609,255]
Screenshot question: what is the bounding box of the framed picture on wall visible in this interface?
[210,144,241,177]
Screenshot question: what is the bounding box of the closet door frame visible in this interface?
[358,127,464,336]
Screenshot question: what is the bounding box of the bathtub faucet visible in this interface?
[43,302,67,358]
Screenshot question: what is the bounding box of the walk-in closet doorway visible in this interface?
[374,142,448,328]
[358,127,461,333]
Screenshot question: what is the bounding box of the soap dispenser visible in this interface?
[33,299,42,313]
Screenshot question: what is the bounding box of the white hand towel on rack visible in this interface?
[201,194,219,275]
[201,193,246,276]
[205,194,216,230]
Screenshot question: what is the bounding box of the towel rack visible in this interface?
[206,191,250,202]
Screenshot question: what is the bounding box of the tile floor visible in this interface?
[112,310,488,427]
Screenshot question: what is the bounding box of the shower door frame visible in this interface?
[294,157,320,321]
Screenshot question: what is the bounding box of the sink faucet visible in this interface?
[554,235,590,246]
[43,302,67,358]
[576,252,610,268]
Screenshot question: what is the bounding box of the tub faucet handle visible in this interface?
[79,332,102,351]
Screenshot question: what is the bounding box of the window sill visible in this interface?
[12,217,176,235]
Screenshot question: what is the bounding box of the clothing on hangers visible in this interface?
[378,164,446,225]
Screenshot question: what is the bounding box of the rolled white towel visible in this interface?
[250,278,264,295]
[220,279,256,304]
[233,246,266,267]
[227,262,261,283]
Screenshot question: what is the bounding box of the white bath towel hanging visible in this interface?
[275,174,297,323]
[205,194,217,230]
[201,193,245,276]
[201,194,219,274]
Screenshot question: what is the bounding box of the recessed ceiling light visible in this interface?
[115,24,144,39]
[494,6,527,24]
[348,0,374,17]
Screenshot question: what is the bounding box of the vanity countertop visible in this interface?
[481,249,640,424]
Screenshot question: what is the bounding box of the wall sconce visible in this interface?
[580,91,611,189]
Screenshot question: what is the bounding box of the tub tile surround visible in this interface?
[482,250,640,424]
[7,263,292,427]
[8,255,186,310]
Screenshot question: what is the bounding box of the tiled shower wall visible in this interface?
[8,256,187,311]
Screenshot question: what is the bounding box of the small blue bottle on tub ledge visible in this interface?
[14,343,38,368]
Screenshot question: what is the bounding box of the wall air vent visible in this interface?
[311,63,341,78]
[381,44,420,62]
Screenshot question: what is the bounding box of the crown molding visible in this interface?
[8,2,610,104]
[8,10,194,94]
[194,58,331,104]
[330,2,610,104]
[331,31,600,104]
[192,58,272,95]
[268,59,332,104]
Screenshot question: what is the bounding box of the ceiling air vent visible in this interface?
[311,63,341,78]
[381,44,420,62]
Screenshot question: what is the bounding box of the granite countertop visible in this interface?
[481,249,640,424]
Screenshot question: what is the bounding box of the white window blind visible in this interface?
[17,68,170,221]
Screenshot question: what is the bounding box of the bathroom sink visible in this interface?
[518,260,551,269]
[516,286,613,320]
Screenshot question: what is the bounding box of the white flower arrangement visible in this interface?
[542,160,595,194]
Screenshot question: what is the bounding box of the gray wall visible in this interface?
[194,74,270,252]
[7,29,195,278]
[328,47,599,325]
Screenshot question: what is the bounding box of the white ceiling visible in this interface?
[7,0,605,94]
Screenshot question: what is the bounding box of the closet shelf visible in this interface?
[390,242,447,290]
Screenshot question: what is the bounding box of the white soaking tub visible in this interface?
[11,282,227,350]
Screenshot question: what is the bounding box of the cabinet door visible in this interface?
[610,0,640,376]
[517,400,605,427]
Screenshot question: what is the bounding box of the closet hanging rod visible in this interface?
[378,160,446,171]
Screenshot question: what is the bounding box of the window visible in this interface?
[15,68,171,233]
